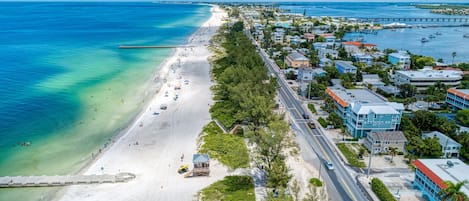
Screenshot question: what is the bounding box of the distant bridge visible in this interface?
[355,17,469,23]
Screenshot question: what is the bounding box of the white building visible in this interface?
[393,68,462,91]
[423,131,462,158]
[388,51,411,69]
[318,48,338,59]
[362,74,385,89]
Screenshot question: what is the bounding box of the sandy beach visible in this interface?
[57,5,227,201]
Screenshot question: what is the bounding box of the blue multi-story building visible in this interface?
[388,51,411,69]
[335,60,357,74]
[325,88,404,138]
[446,88,469,110]
[413,159,469,201]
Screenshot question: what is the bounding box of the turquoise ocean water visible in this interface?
[0,2,210,200]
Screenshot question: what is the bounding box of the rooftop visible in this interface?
[193,154,210,163]
[448,88,469,99]
[287,52,309,61]
[422,131,462,147]
[414,159,469,196]
[350,102,403,115]
[335,60,356,69]
[326,88,388,107]
[342,41,376,47]
[395,69,462,80]
[369,131,407,142]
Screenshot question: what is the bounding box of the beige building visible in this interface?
[285,52,310,68]
[364,131,407,154]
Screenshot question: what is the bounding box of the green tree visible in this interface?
[438,180,468,201]
[456,109,469,126]
[398,84,417,98]
[310,49,319,67]
[388,147,398,163]
[422,137,443,158]
[307,83,326,98]
[327,112,343,128]
[337,45,349,60]
[412,110,438,131]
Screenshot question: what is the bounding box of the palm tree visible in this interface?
[452,52,457,64]
[438,180,468,201]
[388,147,398,163]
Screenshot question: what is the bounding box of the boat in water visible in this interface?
[421,37,429,43]
[464,33,469,38]
[429,34,435,39]
[435,32,442,36]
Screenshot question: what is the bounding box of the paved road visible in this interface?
[247,29,368,201]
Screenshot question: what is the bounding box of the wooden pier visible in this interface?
[119,45,195,49]
[0,172,136,188]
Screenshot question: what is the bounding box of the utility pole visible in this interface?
[367,142,373,178]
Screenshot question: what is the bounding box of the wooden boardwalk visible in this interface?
[119,45,195,49]
[0,172,136,188]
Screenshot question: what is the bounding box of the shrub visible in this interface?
[309,178,323,187]
[200,176,255,201]
[318,117,328,128]
[200,123,250,169]
[371,178,396,201]
[336,143,366,168]
[308,103,317,114]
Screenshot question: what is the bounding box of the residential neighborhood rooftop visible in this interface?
[414,159,469,196]
[287,52,309,61]
[395,69,462,79]
[369,131,407,142]
[422,131,461,147]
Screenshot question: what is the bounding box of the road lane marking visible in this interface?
[339,177,358,201]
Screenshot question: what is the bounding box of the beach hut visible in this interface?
[192,154,210,176]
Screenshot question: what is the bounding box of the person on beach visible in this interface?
[181,154,184,162]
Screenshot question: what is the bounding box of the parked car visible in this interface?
[160,104,168,110]
[302,113,310,119]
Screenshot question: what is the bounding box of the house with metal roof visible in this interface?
[364,131,407,154]
[413,159,469,201]
[422,131,461,158]
[285,52,310,68]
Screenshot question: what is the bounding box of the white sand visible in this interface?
[58,5,227,201]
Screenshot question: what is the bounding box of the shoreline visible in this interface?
[54,4,228,201]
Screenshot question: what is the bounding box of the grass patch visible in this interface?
[200,122,250,169]
[308,103,317,114]
[318,117,328,128]
[309,178,323,187]
[200,176,255,201]
[336,143,366,168]
[371,178,396,201]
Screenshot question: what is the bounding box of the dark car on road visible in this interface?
[302,113,310,119]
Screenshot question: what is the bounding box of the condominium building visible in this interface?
[446,88,469,110]
[325,88,404,138]
[285,52,310,68]
[388,51,411,69]
[393,68,462,91]
[413,159,469,201]
[335,60,357,74]
[422,131,461,158]
[364,131,407,154]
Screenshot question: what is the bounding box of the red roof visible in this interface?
[413,160,447,189]
[325,88,349,108]
[448,88,469,101]
[342,41,376,47]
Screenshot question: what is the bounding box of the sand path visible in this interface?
[58,5,227,201]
